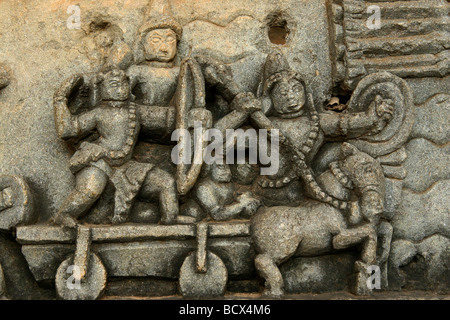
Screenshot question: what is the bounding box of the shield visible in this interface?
[174,58,207,195]
[346,72,414,157]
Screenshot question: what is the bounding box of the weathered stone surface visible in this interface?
[281,253,357,293]
[383,178,404,218]
[104,278,178,297]
[0,232,48,299]
[389,235,450,293]
[411,94,450,145]
[406,77,450,105]
[403,139,449,192]
[392,180,450,242]
[0,64,10,90]
[22,244,73,282]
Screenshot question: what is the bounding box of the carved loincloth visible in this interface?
[69,141,154,217]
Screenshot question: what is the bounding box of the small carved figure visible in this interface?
[193,162,261,221]
[52,68,208,227]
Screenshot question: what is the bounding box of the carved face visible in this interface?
[143,28,177,62]
[101,71,130,101]
[271,78,305,116]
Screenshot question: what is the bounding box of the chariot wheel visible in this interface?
[55,253,107,300]
[179,251,227,298]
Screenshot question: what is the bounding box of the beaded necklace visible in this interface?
[261,103,349,210]
[108,103,138,160]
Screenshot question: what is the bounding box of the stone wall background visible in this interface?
[0,0,448,295]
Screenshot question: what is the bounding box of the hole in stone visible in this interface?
[266,12,289,45]
[268,25,287,45]
[89,20,111,32]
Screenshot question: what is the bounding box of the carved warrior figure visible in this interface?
[247,53,396,297]
[52,68,209,227]
[127,0,183,106]
[198,51,395,296]
[199,52,393,209]
[254,52,394,204]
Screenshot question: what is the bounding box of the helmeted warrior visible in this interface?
[127,0,183,106]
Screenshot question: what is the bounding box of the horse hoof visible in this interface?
[352,261,375,296]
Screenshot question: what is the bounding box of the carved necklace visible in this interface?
[108,103,138,160]
[330,161,354,189]
[261,105,349,211]
[259,110,319,188]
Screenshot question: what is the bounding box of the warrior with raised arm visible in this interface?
[52,68,209,227]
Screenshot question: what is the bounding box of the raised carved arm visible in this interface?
[320,95,394,139]
[53,74,98,140]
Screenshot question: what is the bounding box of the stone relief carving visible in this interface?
[0,0,448,300]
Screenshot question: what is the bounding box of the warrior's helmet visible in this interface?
[261,51,304,96]
[139,0,182,40]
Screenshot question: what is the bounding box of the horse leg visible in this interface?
[255,253,284,298]
[388,240,417,290]
[252,206,305,298]
[332,223,378,295]
[377,221,393,289]
[333,223,377,262]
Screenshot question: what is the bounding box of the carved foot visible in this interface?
[51,214,78,229]
[111,212,127,225]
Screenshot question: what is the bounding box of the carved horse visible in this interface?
[251,143,386,297]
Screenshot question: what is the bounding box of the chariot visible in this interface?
[16,221,253,299]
